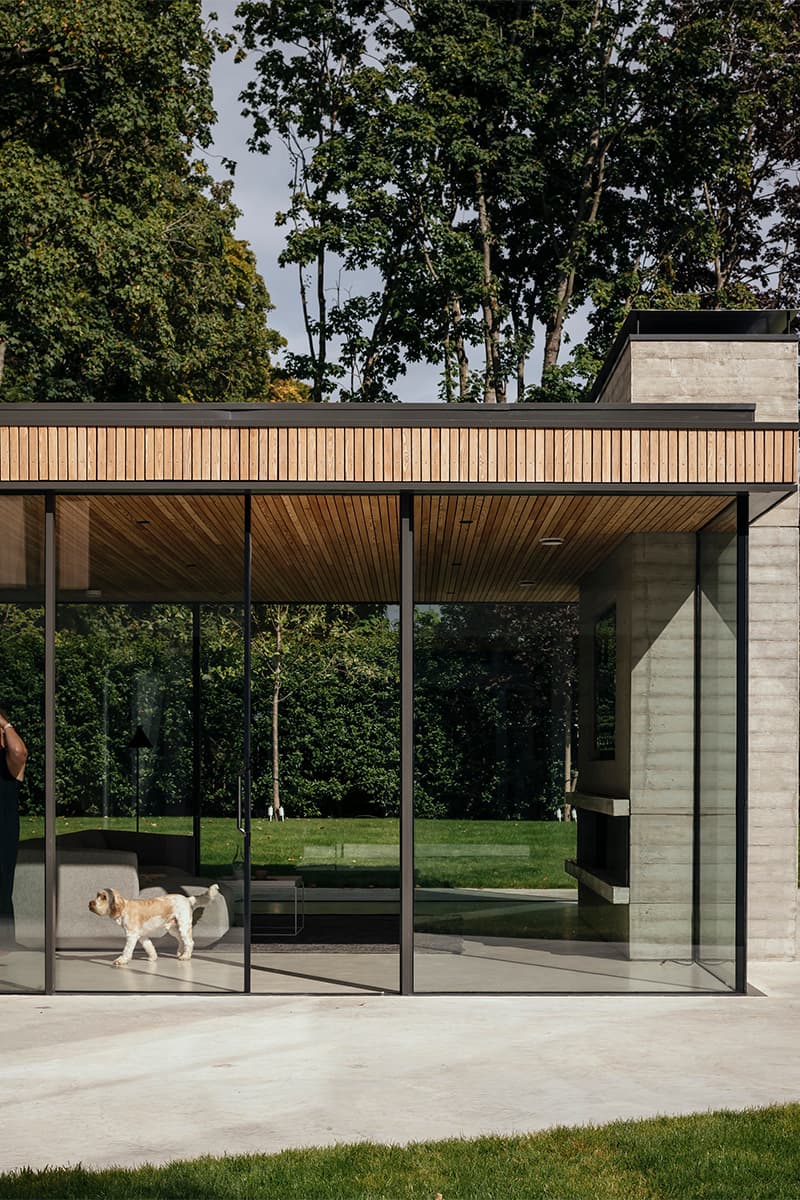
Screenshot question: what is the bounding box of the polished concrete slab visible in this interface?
[0,960,798,1174]
[0,936,724,995]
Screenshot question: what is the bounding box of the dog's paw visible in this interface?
[112,958,129,968]
[177,951,193,961]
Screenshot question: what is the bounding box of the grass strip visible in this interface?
[2,1105,800,1199]
[19,816,578,890]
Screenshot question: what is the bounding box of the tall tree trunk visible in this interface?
[361,288,392,400]
[475,169,506,403]
[272,608,283,812]
[542,268,575,373]
[541,135,611,376]
[316,245,327,403]
[442,311,455,404]
[451,297,470,401]
[541,3,618,376]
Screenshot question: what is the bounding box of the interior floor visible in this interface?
[0,890,734,995]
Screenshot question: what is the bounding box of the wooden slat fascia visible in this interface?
[1,422,795,486]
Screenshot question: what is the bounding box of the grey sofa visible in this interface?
[13,829,230,950]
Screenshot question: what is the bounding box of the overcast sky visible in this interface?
[203,2,583,402]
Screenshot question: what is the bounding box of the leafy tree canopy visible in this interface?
[0,0,286,402]
[237,0,800,403]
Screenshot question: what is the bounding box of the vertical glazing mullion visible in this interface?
[692,534,701,960]
[735,493,749,994]
[242,494,252,994]
[192,603,201,878]
[399,493,414,994]
[44,495,56,994]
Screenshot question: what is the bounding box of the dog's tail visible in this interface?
[188,883,220,910]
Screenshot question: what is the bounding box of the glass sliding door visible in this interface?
[412,492,743,994]
[54,495,248,992]
[412,597,578,992]
[695,502,739,990]
[0,497,45,993]
[248,495,400,994]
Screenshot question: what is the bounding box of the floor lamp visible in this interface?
[129,724,153,833]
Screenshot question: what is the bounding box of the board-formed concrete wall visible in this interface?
[747,494,799,959]
[628,534,696,959]
[578,534,697,959]
[598,332,800,962]
[600,337,797,421]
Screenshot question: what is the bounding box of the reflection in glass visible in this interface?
[54,495,246,993]
[696,509,738,989]
[414,602,580,992]
[0,496,45,993]
[248,494,401,993]
[245,601,400,993]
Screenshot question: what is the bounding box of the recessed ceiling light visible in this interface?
[539,537,564,546]
[86,589,102,599]
[459,519,473,525]
[136,519,150,527]
[518,581,535,587]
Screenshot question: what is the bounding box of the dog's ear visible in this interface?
[106,888,123,919]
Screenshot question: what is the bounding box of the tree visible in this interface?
[250,603,394,818]
[238,0,389,401]
[414,603,578,819]
[576,0,800,379]
[0,0,284,402]
[238,0,800,403]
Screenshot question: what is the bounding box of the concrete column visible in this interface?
[628,534,696,959]
[600,331,799,963]
[747,494,799,959]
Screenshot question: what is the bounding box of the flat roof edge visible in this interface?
[0,403,771,430]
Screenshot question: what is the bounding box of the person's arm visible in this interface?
[0,713,27,782]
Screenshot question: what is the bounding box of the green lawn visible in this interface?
[20,816,578,890]
[2,1106,799,1199]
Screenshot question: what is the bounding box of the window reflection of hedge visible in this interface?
[3,600,578,821]
[593,607,616,760]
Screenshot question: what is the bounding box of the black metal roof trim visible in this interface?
[0,402,768,429]
[0,481,787,497]
[588,308,797,404]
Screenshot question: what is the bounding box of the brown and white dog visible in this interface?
[88,884,220,967]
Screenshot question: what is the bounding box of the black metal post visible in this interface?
[399,493,414,995]
[735,492,749,994]
[44,495,56,994]
[243,494,252,993]
[692,533,702,959]
[192,603,201,878]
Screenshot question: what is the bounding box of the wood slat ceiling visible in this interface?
[32,492,734,605]
[415,493,732,602]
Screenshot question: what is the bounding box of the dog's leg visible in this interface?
[140,938,158,962]
[175,912,194,961]
[177,931,194,960]
[113,933,138,968]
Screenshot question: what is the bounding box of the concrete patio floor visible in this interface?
[1,960,799,1175]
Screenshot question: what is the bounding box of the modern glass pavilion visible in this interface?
[0,311,797,996]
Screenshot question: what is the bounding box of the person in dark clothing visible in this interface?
[0,710,28,950]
